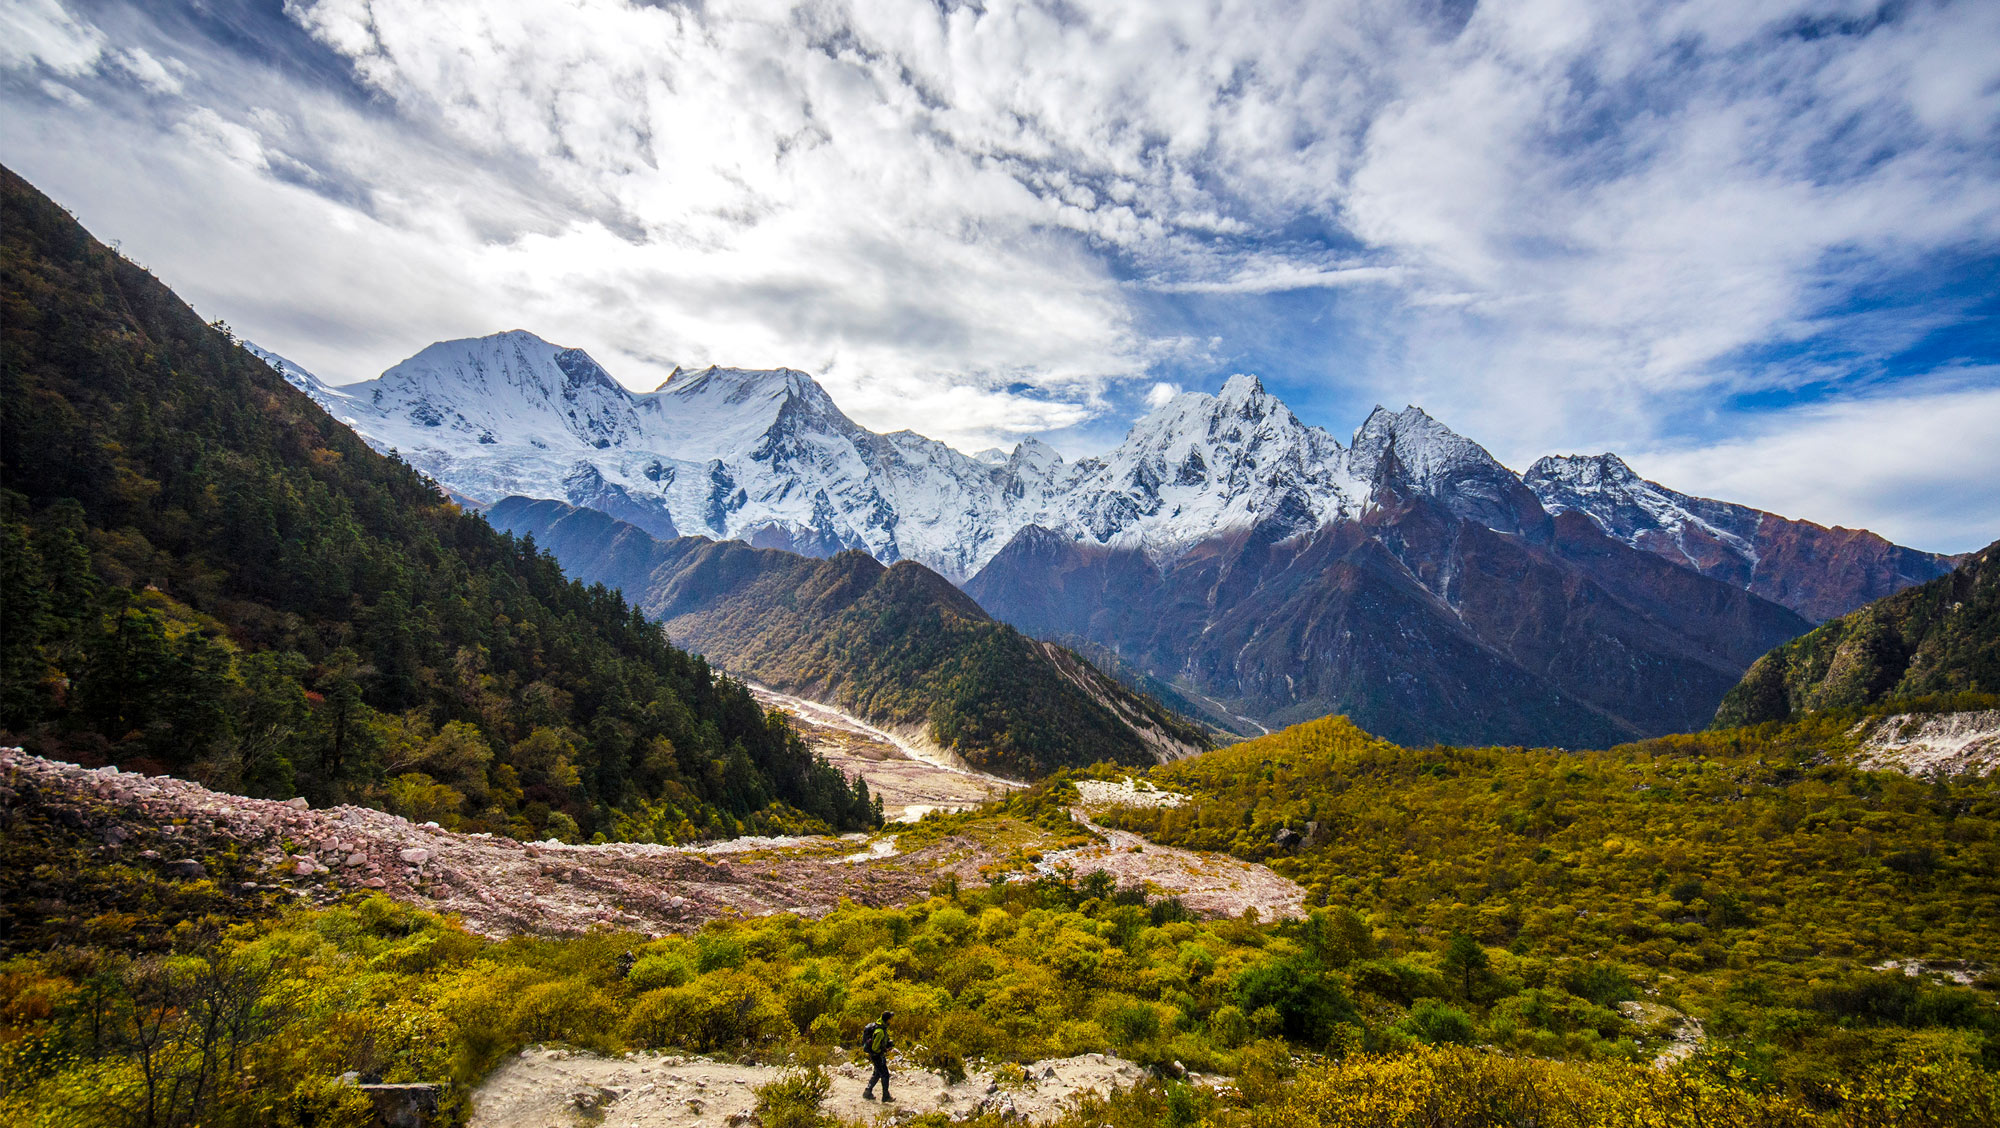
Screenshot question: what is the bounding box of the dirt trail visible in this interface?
[1045,778,1306,920]
[748,685,1021,821]
[472,1048,1176,1127]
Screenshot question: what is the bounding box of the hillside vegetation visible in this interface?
[0,165,875,842]
[1096,712,2000,1094]
[1716,539,1999,727]
[488,497,1211,777]
[0,773,1992,1127]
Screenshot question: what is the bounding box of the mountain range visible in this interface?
[485,496,1209,777]
[259,330,1960,747]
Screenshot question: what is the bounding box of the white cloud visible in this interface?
[1144,381,1183,410]
[1626,376,2000,554]
[1,0,1995,524]
[112,46,187,95]
[0,0,104,76]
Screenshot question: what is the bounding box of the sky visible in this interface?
[2,0,1997,552]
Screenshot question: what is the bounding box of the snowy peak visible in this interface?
[640,365,859,463]
[1526,452,1763,571]
[1351,405,1545,534]
[361,330,644,450]
[1055,373,1363,554]
[1525,452,1644,492]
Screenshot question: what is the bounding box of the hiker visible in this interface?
[860,1010,895,1101]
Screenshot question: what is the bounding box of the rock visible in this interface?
[358,1083,441,1128]
[101,825,130,845]
[165,858,206,879]
[684,1097,706,1114]
[725,1114,762,1128]
[346,853,368,866]
[138,849,160,860]
[399,847,430,865]
[285,797,309,809]
[1272,827,1303,850]
[294,859,321,876]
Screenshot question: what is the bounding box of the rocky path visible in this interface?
[748,685,1021,821]
[471,1047,1172,1127]
[1046,778,1307,920]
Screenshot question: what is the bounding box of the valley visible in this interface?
[744,683,1019,821]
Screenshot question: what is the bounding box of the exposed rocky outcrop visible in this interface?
[1852,711,2000,776]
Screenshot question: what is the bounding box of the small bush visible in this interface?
[754,1066,833,1128]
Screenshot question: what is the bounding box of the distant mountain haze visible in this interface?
[259,330,1956,747]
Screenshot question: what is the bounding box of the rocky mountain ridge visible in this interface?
[261,332,1952,624]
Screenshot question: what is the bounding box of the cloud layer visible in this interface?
[2,0,1996,549]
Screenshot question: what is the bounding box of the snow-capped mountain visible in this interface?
[256,328,1959,746]
[1526,454,1762,573]
[256,330,1950,614]
[260,334,1419,579]
[1526,453,1955,623]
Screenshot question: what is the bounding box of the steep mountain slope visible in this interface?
[1715,539,2000,727]
[486,497,1210,777]
[968,488,1811,747]
[0,164,874,842]
[1527,453,1956,622]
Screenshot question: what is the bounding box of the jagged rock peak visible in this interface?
[1525,452,1643,488]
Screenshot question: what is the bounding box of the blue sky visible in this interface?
[3,0,1997,551]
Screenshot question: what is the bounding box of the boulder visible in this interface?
[1272,827,1303,850]
[165,858,206,879]
[285,797,309,809]
[358,1083,441,1128]
[398,847,431,865]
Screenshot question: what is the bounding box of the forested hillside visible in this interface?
[487,496,1211,776]
[0,165,875,842]
[1715,538,1999,727]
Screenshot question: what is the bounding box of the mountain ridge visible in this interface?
[1715,538,2000,727]
[262,330,1952,614]
[485,495,1212,777]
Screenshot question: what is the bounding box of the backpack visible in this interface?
[863,1022,890,1055]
